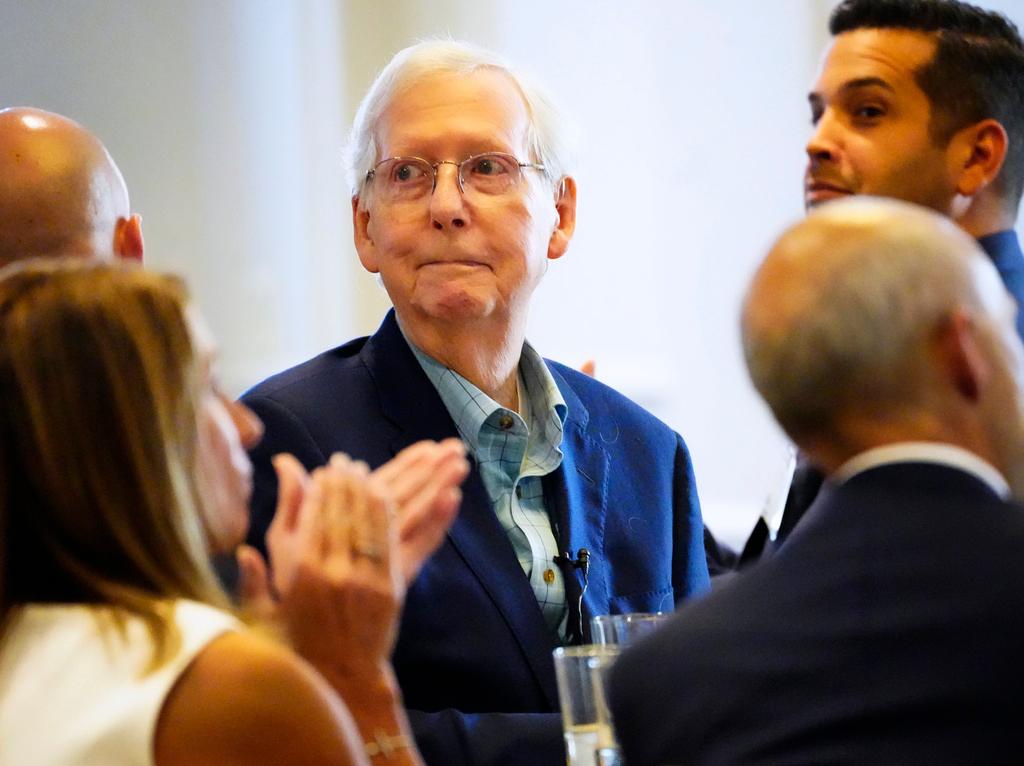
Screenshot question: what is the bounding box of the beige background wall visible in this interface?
[3,0,1022,544]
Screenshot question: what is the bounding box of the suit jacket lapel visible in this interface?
[360,311,456,449]
[447,471,563,707]
[544,364,610,644]
[361,311,564,706]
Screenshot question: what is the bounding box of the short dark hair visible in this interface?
[830,0,1024,211]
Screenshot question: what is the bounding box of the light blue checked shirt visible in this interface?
[405,334,569,641]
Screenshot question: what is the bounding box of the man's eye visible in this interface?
[468,156,510,176]
[854,105,885,120]
[393,162,426,182]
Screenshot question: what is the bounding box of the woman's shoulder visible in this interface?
[0,600,245,766]
[154,629,364,766]
[168,598,240,648]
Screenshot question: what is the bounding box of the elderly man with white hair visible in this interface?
[610,197,1024,765]
[242,40,710,765]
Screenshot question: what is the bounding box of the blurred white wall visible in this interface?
[2,0,1022,546]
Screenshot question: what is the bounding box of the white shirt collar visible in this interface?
[833,441,1010,500]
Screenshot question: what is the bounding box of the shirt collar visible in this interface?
[399,325,567,446]
[518,339,568,435]
[833,441,1010,499]
[976,229,1021,267]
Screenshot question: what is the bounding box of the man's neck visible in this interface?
[802,403,978,469]
[802,408,997,479]
[398,312,524,411]
[955,195,1017,240]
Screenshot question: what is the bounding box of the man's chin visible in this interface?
[805,190,852,210]
[412,291,499,324]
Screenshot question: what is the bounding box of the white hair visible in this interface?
[742,197,1000,439]
[344,39,576,198]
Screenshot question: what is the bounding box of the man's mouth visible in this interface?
[805,180,852,206]
[421,259,487,269]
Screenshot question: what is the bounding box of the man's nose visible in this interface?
[430,162,468,230]
[806,110,840,164]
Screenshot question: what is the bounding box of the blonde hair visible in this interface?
[0,259,230,667]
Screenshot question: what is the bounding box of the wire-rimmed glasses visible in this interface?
[365,152,545,203]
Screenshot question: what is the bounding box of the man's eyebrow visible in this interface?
[839,76,896,94]
[806,74,897,100]
[808,76,896,105]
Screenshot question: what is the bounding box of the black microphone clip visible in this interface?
[555,548,592,643]
[555,547,591,576]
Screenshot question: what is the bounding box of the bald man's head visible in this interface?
[743,198,1024,476]
[0,107,143,267]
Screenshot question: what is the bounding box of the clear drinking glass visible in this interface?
[590,612,671,647]
[553,644,621,766]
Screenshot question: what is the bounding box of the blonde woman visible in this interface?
[0,259,468,765]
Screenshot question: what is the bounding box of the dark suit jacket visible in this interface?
[738,230,1024,563]
[610,462,1024,765]
[241,310,711,766]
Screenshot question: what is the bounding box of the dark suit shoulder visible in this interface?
[239,329,398,477]
[611,466,1024,765]
[545,360,681,444]
[242,335,370,403]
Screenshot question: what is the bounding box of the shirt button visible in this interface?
[498,414,514,430]
[543,568,556,584]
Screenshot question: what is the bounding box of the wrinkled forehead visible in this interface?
[373,68,534,159]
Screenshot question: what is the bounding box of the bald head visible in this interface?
[743,198,1016,459]
[0,107,142,267]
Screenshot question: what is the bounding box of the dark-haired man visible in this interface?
[742,0,1024,560]
[807,0,1024,309]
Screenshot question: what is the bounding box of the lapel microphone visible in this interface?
[554,548,591,642]
[554,547,590,576]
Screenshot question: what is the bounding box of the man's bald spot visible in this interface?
[743,199,980,344]
[741,198,993,442]
[0,107,130,266]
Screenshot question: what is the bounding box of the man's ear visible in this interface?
[114,214,144,262]
[938,307,990,403]
[352,195,379,274]
[952,119,1008,199]
[547,176,577,262]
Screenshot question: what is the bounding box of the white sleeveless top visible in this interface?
[0,599,239,765]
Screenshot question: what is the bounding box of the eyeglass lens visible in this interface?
[373,153,525,201]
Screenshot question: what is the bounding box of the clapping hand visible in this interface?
[369,438,468,583]
[237,439,469,625]
[271,455,402,671]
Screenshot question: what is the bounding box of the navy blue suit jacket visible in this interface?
[610,462,1024,765]
[242,310,710,766]
[737,230,1024,563]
